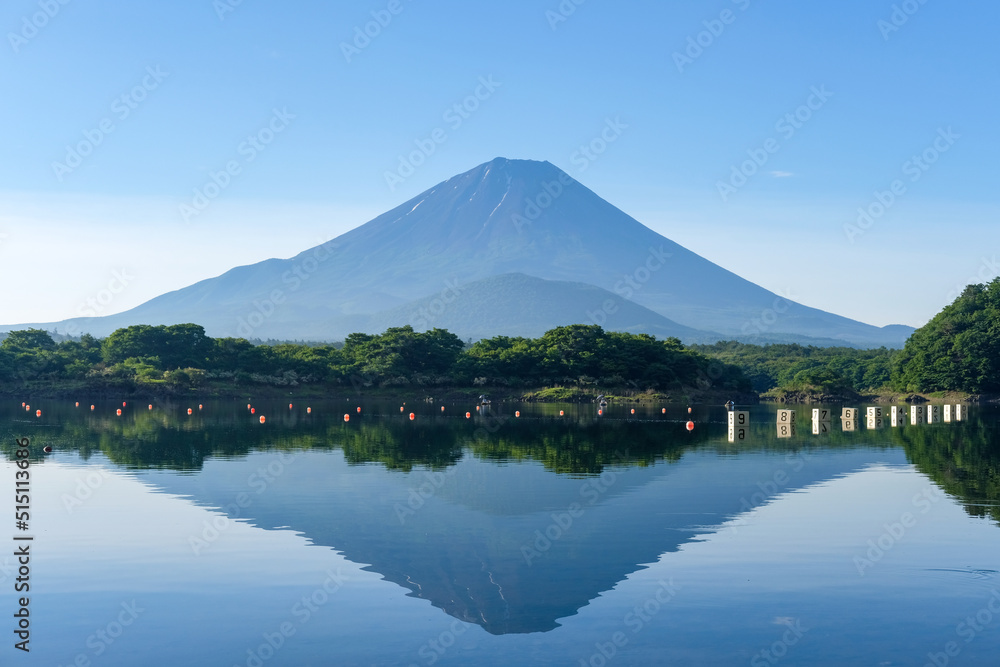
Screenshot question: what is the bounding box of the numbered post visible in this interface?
[842,407,859,421]
[777,409,796,425]
[943,405,952,422]
[812,408,831,422]
[866,407,883,419]
[728,411,750,428]
[727,411,749,443]
[910,405,925,425]
[891,406,907,426]
[927,405,940,424]
[955,404,965,421]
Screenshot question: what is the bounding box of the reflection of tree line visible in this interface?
[3,413,998,521]
[3,412,702,473]
[891,421,1000,525]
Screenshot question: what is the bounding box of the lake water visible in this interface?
[2,399,999,666]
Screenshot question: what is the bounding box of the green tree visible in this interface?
[892,280,1000,392]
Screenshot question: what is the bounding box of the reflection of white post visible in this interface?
[866,416,883,429]
[777,423,796,438]
[842,418,856,432]
[943,405,952,422]
[777,409,796,425]
[727,426,748,442]
[727,411,749,442]
[891,406,907,426]
[910,405,925,425]
[811,420,829,435]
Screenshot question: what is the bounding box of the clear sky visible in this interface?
[1,0,997,329]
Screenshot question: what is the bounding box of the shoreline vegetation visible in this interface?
[1,280,997,405]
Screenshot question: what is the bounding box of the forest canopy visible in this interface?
[0,323,750,395]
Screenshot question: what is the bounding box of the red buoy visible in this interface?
[356,407,361,413]
[35,409,41,417]
[686,421,695,431]
[187,408,193,415]
[251,408,255,414]
[259,416,266,424]
[307,407,312,414]
[559,410,564,416]
[344,414,350,422]
[116,409,122,416]
[466,412,471,418]
[409,413,415,421]
[515,411,520,418]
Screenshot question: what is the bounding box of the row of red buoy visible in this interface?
[22,400,695,430]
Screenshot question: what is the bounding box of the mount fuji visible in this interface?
[8,158,912,347]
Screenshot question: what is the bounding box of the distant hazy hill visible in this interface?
[363,272,711,341]
[4,158,913,347]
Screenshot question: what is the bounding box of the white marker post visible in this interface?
[927,405,940,424]
[812,408,831,422]
[943,405,952,422]
[843,407,859,421]
[891,406,907,427]
[777,409,796,425]
[910,405,925,425]
[956,404,965,421]
[728,411,749,443]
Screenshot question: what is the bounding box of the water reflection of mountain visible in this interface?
[143,447,893,634]
[7,404,996,634]
[106,425,892,634]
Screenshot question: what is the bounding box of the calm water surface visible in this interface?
[1,399,998,666]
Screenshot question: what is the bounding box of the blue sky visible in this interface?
[1,0,997,328]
